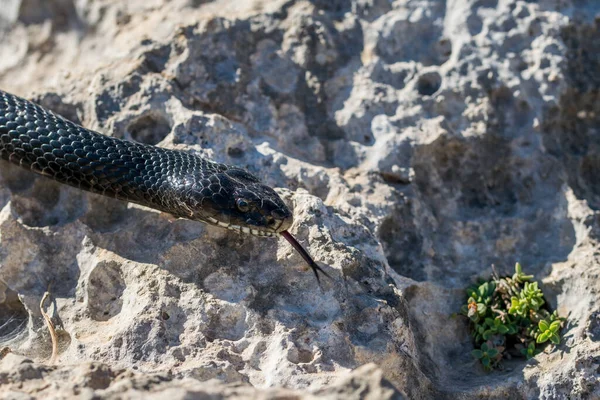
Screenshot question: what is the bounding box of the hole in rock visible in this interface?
[0,163,36,192]
[297,349,314,363]
[82,195,129,232]
[126,113,171,145]
[11,179,85,227]
[308,0,350,14]
[417,72,442,96]
[436,38,453,60]
[0,285,28,344]
[227,146,245,158]
[467,14,483,35]
[87,261,126,321]
[379,210,425,281]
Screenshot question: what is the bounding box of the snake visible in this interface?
[0,89,328,283]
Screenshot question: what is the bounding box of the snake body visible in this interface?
[0,90,328,282]
[0,90,294,236]
[0,89,329,281]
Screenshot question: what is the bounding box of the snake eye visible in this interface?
[236,198,250,212]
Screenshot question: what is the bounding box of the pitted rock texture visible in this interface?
[0,353,402,399]
[0,0,599,399]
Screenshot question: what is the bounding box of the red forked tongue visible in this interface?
[280,230,331,285]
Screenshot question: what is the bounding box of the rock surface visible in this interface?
[0,353,401,399]
[0,0,599,398]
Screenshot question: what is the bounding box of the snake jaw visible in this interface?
[204,210,291,238]
[204,216,278,237]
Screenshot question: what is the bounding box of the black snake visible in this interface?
[0,90,327,282]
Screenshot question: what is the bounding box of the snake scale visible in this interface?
[0,89,328,282]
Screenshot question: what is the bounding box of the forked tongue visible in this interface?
[280,230,331,285]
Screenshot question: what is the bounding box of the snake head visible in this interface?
[186,167,293,237]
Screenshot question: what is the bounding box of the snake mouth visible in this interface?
[205,213,292,237]
[205,216,278,237]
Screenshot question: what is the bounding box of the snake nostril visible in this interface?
[266,216,276,226]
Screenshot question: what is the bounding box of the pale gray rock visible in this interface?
[0,0,599,399]
[0,353,403,399]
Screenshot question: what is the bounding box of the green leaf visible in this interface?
[487,348,498,358]
[471,349,484,359]
[539,320,550,332]
[515,262,522,274]
[479,283,488,297]
[520,348,528,356]
[477,303,487,314]
[550,320,561,333]
[481,343,489,351]
[481,356,491,367]
[550,333,561,345]
[482,330,493,340]
[485,318,495,327]
[509,298,519,314]
[537,331,550,344]
[497,325,509,334]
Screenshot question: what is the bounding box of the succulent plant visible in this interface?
[461,263,566,371]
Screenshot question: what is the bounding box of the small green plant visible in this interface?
[536,313,562,345]
[471,342,501,369]
[520,341,539,359]
[461,263,566,371]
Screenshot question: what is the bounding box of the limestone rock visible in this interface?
[0,0,599,399]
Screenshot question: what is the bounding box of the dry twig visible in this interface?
[40,289,58,364]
